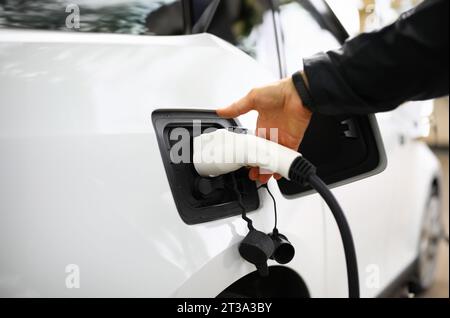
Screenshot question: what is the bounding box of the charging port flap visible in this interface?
[152,109,259,225]
[278,114,387,196]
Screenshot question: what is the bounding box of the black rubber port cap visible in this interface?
[239,230,275,277]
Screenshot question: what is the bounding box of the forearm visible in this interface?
[301,0,449,115]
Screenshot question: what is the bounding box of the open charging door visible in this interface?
[277,113,387,197]
[153,110,387,218]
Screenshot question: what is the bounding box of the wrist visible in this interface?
[285,77,312,126]
[292,71,314,112]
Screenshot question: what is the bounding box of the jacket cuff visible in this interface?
[302,52,337,115]
[303,52,367,115]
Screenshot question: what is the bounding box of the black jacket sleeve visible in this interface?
[302,0,449,115]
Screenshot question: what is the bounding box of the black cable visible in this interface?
[289,156,360,298]
[259,184,279,233]
[232,173,254,231]
[307,174,360,298]
[234,158,360,297]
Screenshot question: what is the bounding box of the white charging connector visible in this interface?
[193,129,301,179]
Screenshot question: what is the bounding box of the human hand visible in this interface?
[217,76,312,183]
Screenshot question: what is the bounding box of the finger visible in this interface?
[249,167,259,181]
[274,173,282,180]
[216,91,255,118]
[258,174,272,184]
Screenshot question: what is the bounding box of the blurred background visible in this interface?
[359,0,449,298]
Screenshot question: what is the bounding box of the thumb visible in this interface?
[217,92,255,118]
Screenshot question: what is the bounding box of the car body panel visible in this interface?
[0,30,327,297]
[0,22,442,296]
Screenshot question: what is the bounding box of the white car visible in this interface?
[0,0,443,298]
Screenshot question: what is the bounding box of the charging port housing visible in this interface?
[152,109,259,225]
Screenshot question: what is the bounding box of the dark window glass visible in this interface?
[205,0,281,77]
[0,0,184,35]
[278,0,340,74]
[0,0,281,76]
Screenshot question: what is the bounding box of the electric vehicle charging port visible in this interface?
[152,109,259,225]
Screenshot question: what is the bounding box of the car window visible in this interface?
[0,0,281,76]
[278,0,341,74]
[0,0,184,35]
[205,0,281,77]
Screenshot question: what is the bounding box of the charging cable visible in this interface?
[289,156,360,298]
[231,173,254,231]
[232,178,279,234]
[258,184,279,234]
[194,129,360,298]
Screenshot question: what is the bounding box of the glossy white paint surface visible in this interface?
[0,30,441,297]
[0,30,326,297]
